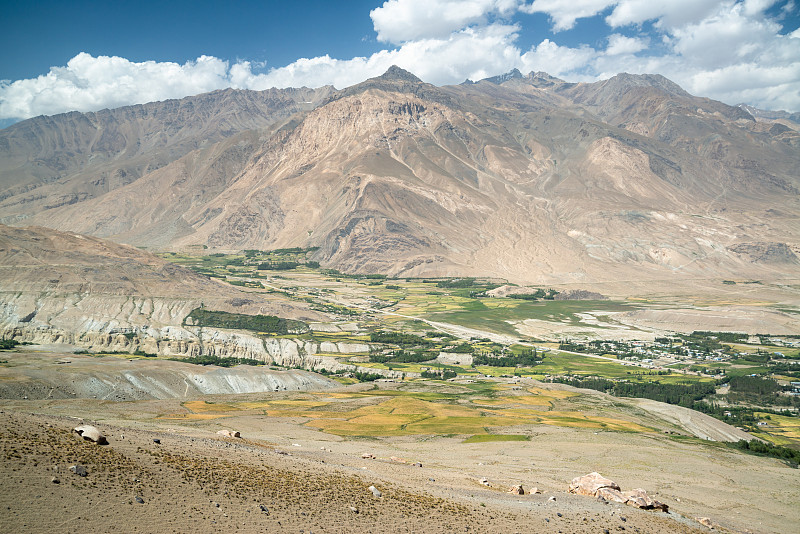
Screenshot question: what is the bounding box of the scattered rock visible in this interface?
[508,485,525,495]
[73,425,107,444]
[622,489,668,512]
[479,477,490,487]
[390,456,407,463]
[548,496,556,502]
[411,462,423,467]
[217,430,241,438]
[569,472,620,497]
[361,453,375,459]
[153,438,160,444]
[349,506,359,514]
[368,485,382,498]
[135,496,144,504]
[51,477,60,484]
[696,517,713,528]
[529,487,542,494]
[259,505,269,514]
[69,464,87,477]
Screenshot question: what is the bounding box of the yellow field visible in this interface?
[754,413,800,446]
[168,386,654,438]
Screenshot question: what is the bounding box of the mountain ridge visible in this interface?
[1,67,798,283]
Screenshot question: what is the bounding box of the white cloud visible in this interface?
[370,0,518,43]
[605,33,648,55]
[0,53,232,119]
[605,0,721,29]
[521,0,614,31]
[1,0,799,120]
[520,39,597,75]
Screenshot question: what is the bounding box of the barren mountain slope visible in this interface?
[0,224,326,337]
[0,86,333,225]
[3,68,799,283]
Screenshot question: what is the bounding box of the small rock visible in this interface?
[428,478,435,482]
[508,485,525,495]
[412,462,423,467]
[51,477,60,484]
[368,485,382,498]
[361,453,375,459]
[349,506,359,514]
[696,517,713,528]
[135,496,144,504]
[548,496,556,502]
[479,477,490,486]
[259,505,269,515]
[69,464,87,477]
[529,487,542,495]
[556,512,563,517]
[153,438,160,444]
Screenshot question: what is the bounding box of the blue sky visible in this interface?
[1,0,798,125]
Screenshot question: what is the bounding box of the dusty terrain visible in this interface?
[1,351,797,534]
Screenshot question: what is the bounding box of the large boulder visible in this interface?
[597,487,628,503]
[217,429,241,438]
[73,425,107,444]
[569,472,620,497]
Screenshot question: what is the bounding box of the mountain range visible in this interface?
[1,66,798,284]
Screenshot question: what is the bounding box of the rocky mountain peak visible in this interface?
[378,65,422,83]
[483,68,523,84]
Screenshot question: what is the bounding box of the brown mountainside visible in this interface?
[1,67,798,283]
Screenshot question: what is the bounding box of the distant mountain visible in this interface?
[737,103,800,124]
[1,67,798,283]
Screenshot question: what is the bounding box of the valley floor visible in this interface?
[1,375,797,533]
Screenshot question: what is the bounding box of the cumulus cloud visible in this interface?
[370,0,518,43]
[1,0,799,121]
[605,33,648,55]
[0,54,233,119]
[521,0,614,31]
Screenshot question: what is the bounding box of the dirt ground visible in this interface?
[0,409,714,534]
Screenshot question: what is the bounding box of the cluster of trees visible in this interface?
[369,351,436,364]
[173,355,263,367]
[552,377,715,408]
[369,331,431,346]
[257,261,300,270]
[473,349,541,367]
[448,343,474,353]
[185,308,305,335]
[421,369,457,379]
[732,439,800,466]
[353,371,383,382]
[508,288,558,300]
[729,375,780,395]
[0,339,19,350]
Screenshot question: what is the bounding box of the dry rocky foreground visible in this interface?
[0,410,710,534]
[1,364,798,534]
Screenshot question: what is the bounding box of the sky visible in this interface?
[1,0,798,127]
